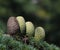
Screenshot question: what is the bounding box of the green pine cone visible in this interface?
[16,16,26,34]
[34,27,45,42]
[26,21,35,37]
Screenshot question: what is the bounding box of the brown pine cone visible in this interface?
[7,17,19,35]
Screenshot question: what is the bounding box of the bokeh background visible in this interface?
[0,0,60,46]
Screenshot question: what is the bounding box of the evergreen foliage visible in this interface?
[0,33,60,50]
[0,21,6,34]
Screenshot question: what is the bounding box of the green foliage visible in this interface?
[14,0,38,13]
[0,33,60,50]
[0,0,60,18]
[30,38,60,50]
[40,41,60,50]
[0,33,37,50]
[0,44,6,50]
[42,0,60,14]
[0,21,7,34]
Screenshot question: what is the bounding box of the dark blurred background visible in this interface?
[0,0,60,46]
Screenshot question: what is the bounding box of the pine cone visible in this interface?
[26,21,35,37]
[16,16,26,34]
[7,17,19,35]
[34,27,45,42]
